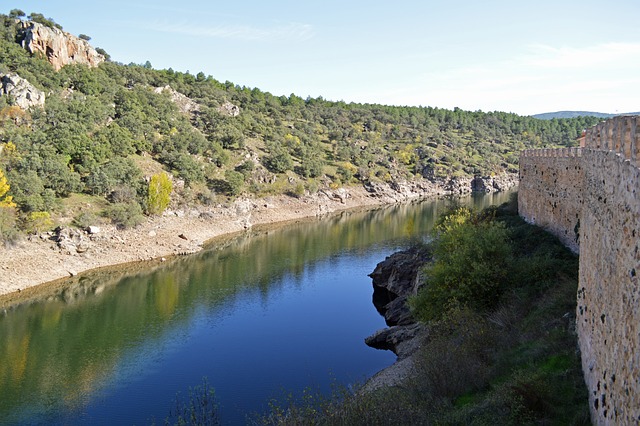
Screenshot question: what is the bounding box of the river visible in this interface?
[0,191,512,425]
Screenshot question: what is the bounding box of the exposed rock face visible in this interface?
[368,246,430,326]
[365,323,425,359]
[363,246,431,393]
[154,85,200,115]
[472,174,519,192]
[0,73,45,109]
[218,101,240,117]
[363,172,517,202]
[16,21,105,70]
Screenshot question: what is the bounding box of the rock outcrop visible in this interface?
[16,21,105,70]
[363,246,431,392]
[0,73,45,109]
[365,246,430,360]
[154,85,200,115]
[54,227,93,255]
[363,172,517,202]
[218,101,240,117]
[471,174,519,192]
[368,246,429,326]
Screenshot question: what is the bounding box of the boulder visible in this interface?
[471,173,518,193]
[86,226,101,234]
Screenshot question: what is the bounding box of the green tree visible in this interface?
[0,205,18,244]
[224,170,244,196]
[299,144,325,178]
[147,172,173,215]
[410,207,512,321]
[104,201,144,229]
[263,142,293,173]
[28,13,62,29]
[8,9,25,19]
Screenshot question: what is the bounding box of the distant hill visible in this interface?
[533,111,640,120]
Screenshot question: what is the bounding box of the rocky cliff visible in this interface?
[16,20,104,70]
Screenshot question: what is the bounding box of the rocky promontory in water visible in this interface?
[362,246,431,391]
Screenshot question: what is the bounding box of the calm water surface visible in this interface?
[0,192,512,425]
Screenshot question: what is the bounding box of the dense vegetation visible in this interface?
[0,11,601,241]
[259,199,589,425]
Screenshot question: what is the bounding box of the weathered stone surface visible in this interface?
[363,172,516,201]
[472,174,519,192]
[365,323,426,358]
[218,101,240,117]
[368,246,430,326]
[365,246,431,362]
[16,21,104,70]
[54,227,92,255]
[154,85,200,115]
[519,115,640,425]
[0,73,45,109]
[518,150,583,253]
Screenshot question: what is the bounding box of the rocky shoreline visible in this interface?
[0,174,515,304]
[361,246,431,392]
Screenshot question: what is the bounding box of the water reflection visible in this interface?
[0,191,513,424]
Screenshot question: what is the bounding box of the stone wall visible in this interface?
[519,116,640,425]
[584,115,640,168]
[518,148,583,253]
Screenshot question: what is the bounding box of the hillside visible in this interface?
[533,110,640,120]
[0,12,602,242]
[532,111,615,120]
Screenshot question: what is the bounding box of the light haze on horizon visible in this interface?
[9,1,640,116]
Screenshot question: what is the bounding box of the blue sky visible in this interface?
[9,1,640,115]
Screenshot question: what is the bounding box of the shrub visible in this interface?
[0,205,19,245]
[23,211,54,234]
[235,160,254,177]
[224,170,244,196]
[263,143,293,173]
[410,207,512,321]
[104,201,144,229]
[108,185,138,204]
[0,169,15,208]
[336,162,357,183]
[299,147,325,178]
[147,172,172,215]
[73,211,98,229]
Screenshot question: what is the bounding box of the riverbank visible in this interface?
[266,203,589,425]
[0,186,375,298]
[0,173,517,301]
